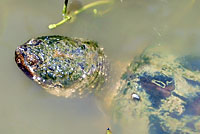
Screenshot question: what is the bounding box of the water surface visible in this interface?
[0,0,200,134]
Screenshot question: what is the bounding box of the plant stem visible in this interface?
[48,0,113,29]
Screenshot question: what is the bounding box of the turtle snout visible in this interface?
[15,48,34,79]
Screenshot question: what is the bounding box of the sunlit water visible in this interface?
[0,0,200,134]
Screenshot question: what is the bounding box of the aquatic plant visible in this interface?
[48,0,114,29]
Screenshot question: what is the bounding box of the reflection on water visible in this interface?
[0,0,200,134]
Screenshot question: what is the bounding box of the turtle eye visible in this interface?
[131,93,141,101]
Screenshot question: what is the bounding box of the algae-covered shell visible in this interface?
[15,35,108,98]
[112,44,200,134]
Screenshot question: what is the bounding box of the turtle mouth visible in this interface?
[15,48,34,79]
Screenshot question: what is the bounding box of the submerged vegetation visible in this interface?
[48,0,114,29]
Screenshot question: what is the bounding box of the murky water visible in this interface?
[1,0,200,134]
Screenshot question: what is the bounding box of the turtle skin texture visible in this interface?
[111,45,200,134]
[15,35,108,98]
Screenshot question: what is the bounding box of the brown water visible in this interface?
[1,0,200,134]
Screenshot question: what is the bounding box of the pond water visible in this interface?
[1,0,200,134]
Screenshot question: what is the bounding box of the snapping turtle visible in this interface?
[15,35,108,98]
[15,36,200,133]
[111,44,200,134]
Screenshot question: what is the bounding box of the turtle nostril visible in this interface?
[16,57,21,64]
